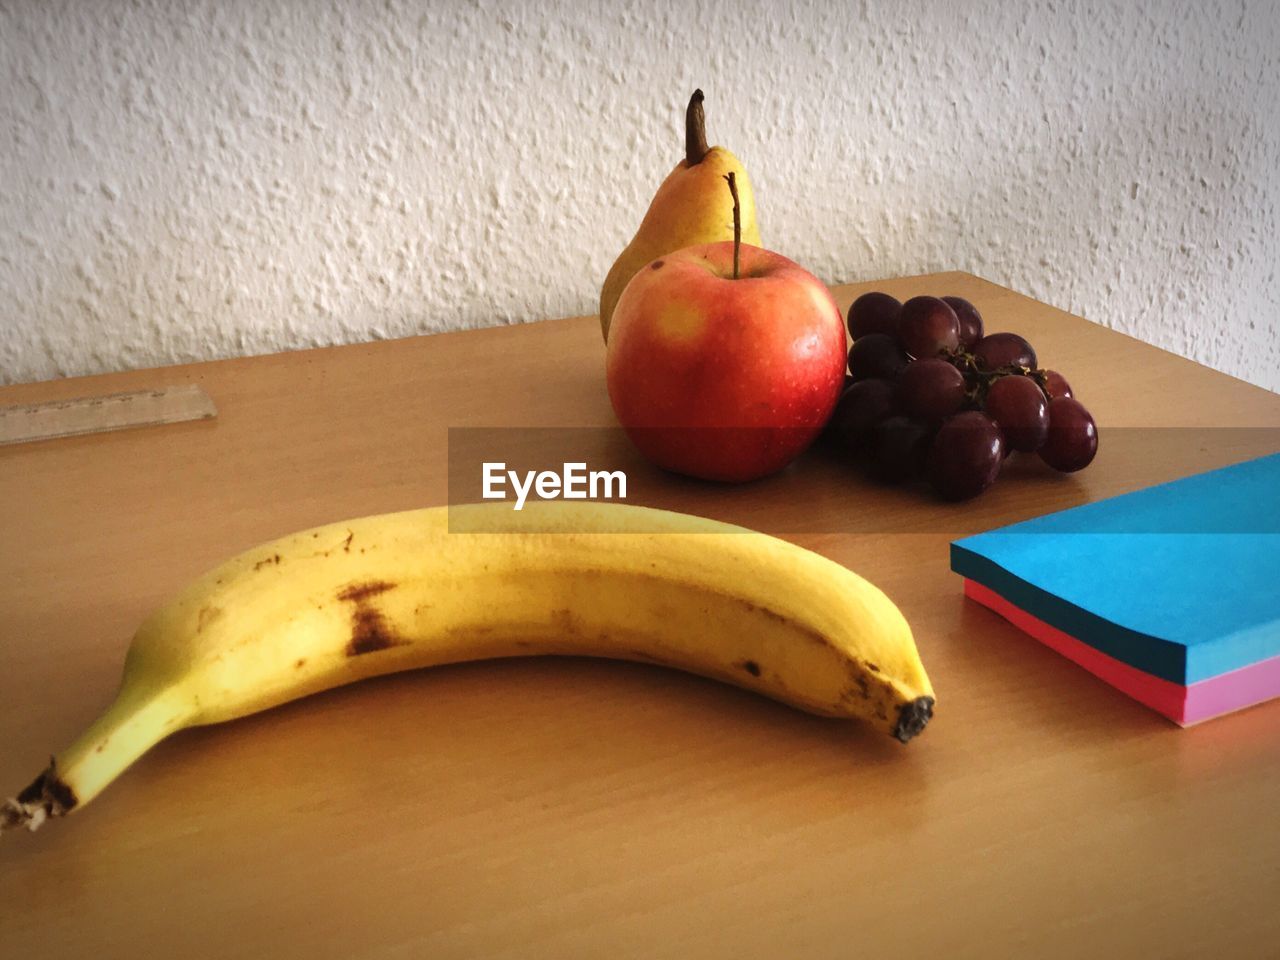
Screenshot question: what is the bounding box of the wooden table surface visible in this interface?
[2,272,1278,959]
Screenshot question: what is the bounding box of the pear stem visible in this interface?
[685,89,708,166]
[724,172,741,280]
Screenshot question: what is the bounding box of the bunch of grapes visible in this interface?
[829,292,1098,500]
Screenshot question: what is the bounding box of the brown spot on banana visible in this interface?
[253,554,282,571]
[196,604,222,633]
[337,580,396,603]
[338,581,406,657]
[739,659,762,677]
[731,597,832,649]
[550,608,579,635]
[347,608,402,656]
[834,658,926,740]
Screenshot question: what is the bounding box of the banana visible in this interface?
[2,501,934,834]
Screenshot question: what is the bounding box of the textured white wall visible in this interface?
[1,0,1277,390]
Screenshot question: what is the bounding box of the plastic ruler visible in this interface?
[0,384,217,446]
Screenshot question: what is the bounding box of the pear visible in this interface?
[599,90,761,341]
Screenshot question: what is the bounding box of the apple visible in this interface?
[605,240,846,482]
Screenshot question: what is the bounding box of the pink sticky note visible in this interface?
[964,579,1280,725]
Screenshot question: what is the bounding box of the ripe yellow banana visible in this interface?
[2,502,934,834]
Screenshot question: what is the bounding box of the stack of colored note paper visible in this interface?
[951,452,1280,725]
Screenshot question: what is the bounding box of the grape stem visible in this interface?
[943,348,1038,405]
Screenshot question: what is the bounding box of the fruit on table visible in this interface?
[834,291,1099,499]
[848,332,909,381]
[1039,397,1098,472]
[847,291,903,340]
[973,332,1037,372]
[605,175,845,483]
[898,296,961,359]
[828,378,895,448]
[1040,369,1073,400]
[941,296,984,349]
[983,373,1049,452]
[1,501,936,834]
[926,410,1006,500]
[598,89,761,342]
[866,415,933,483]
[895,358,967,424]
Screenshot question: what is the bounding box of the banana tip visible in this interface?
[892,696,934,744]
[1,759,77,835]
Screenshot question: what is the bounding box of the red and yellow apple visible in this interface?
[605,241,846,482]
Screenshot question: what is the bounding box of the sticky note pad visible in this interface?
[952,452,1280,725]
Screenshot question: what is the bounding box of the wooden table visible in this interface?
[2,273,1278,959]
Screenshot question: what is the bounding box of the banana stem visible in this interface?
[684,89,708,166]
[1,683,190,834]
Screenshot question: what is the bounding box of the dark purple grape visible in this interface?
[927,411,1006,500]
[866,416,933,483]
[983,374,1049,452]
[827,378,896,448]
[973,332,1037,372]
[848,292,902,341]
[819,374,859,444]
[1040,398,1097,472]
[895,358,968,424]
[942,296,984,350]
[1040,369,1074,400]
[898,296,961,359]
[848,333,909,382]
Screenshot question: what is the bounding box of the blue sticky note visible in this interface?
[952,453,1280,684]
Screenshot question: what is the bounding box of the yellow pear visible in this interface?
[599,90,761,341]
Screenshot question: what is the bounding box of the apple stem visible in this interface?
[724,172,741,280]
[685,90,709,166]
